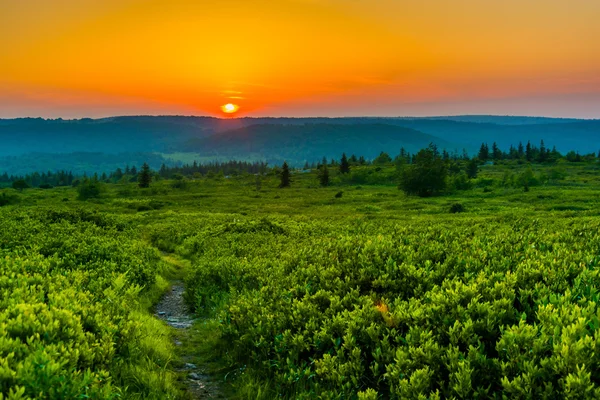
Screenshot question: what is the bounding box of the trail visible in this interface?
[155,254,226,399]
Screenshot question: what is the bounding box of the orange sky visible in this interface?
[1,0,599,118]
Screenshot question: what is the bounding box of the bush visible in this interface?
[335,191,343,198]
[399,148,447,197]
[39,183,53,189]
[12,179,29,191]
[171,174,188,190]
[0,192,19,207]
[77,179,105,200]
[449,202,465,213]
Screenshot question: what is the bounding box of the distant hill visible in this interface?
[1,115,599,175]
[397,115,583,125]
[0,116,217,156]
[185,123,457,164]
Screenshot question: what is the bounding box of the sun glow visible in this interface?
[221,103,239,114]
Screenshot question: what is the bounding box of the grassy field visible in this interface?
[1,160,600,398]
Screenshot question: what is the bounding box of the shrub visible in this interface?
[335,191,343,198]
[77,179,105,200]
[12,179,29,191]
[399,148,447,197]
[449,202,465,213]
[0,192,19,207]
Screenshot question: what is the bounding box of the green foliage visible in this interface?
[449,202,465,213]
[170,214,600,399]
[170,174,188,190]
[5,158,600,399]
[279,162,291,188]
[0,207,178,399]
[0,191,19,207]
[77,178,105,200]
[318,164,330,186]
[373,151,393,165]
[11,179,29,191]
[466,158,479,179]
[138,162,152,188]
[400,148,447,197]
[340,153,350,174]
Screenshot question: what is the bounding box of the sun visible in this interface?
[221,103,239,114]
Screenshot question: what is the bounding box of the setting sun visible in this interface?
[221,103,239,114]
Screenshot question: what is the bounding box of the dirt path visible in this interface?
[155,255,226,399]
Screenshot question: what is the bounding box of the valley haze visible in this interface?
[1,115,599,175]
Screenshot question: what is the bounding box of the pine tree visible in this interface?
[340,153,350,174]
[478,143,489,160]
[466,158,479,179]
[318,163,330,186]
[518,142,525,158]
[492,142,502,160]
[538,140,547,162]
[159,163,168,178]
[279,162,291,188]
[138,163,152,188]
[525,141,533,161]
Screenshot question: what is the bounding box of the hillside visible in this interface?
[185,123,457,163]
[1,115,600,175]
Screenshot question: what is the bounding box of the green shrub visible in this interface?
[449,202,465,213]
[77,179,105,200]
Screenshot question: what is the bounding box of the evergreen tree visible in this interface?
[340,153,350,174]
[525,141,533,161]
[279,162,291,188]
[538,140,547,162]
[358,156,366,165]
[478,143,489,160]
[138,163,152,188]
[518,142,525,158]
[492,142,502,160]
[466,158,479,179]
[374,151,393,165]
[318,163,330,186]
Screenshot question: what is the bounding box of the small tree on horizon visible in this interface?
[279,162,291,188]
[138,163,152,188]
[340,153,350,174]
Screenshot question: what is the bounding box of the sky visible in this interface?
[1,0,599,118]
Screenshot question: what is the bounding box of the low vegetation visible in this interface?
[1,146,600,398]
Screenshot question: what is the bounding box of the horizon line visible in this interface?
[2,114,598,121]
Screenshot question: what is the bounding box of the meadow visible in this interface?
[1,159,600,399]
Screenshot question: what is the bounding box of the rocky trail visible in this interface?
[155,255,227,399]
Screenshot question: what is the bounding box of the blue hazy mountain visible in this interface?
[1,115,599,174]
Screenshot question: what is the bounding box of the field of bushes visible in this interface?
[1,160,600,398]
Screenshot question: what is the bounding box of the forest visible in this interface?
[1,141,600,399]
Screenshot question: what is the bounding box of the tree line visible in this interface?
[2,140,598,194]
